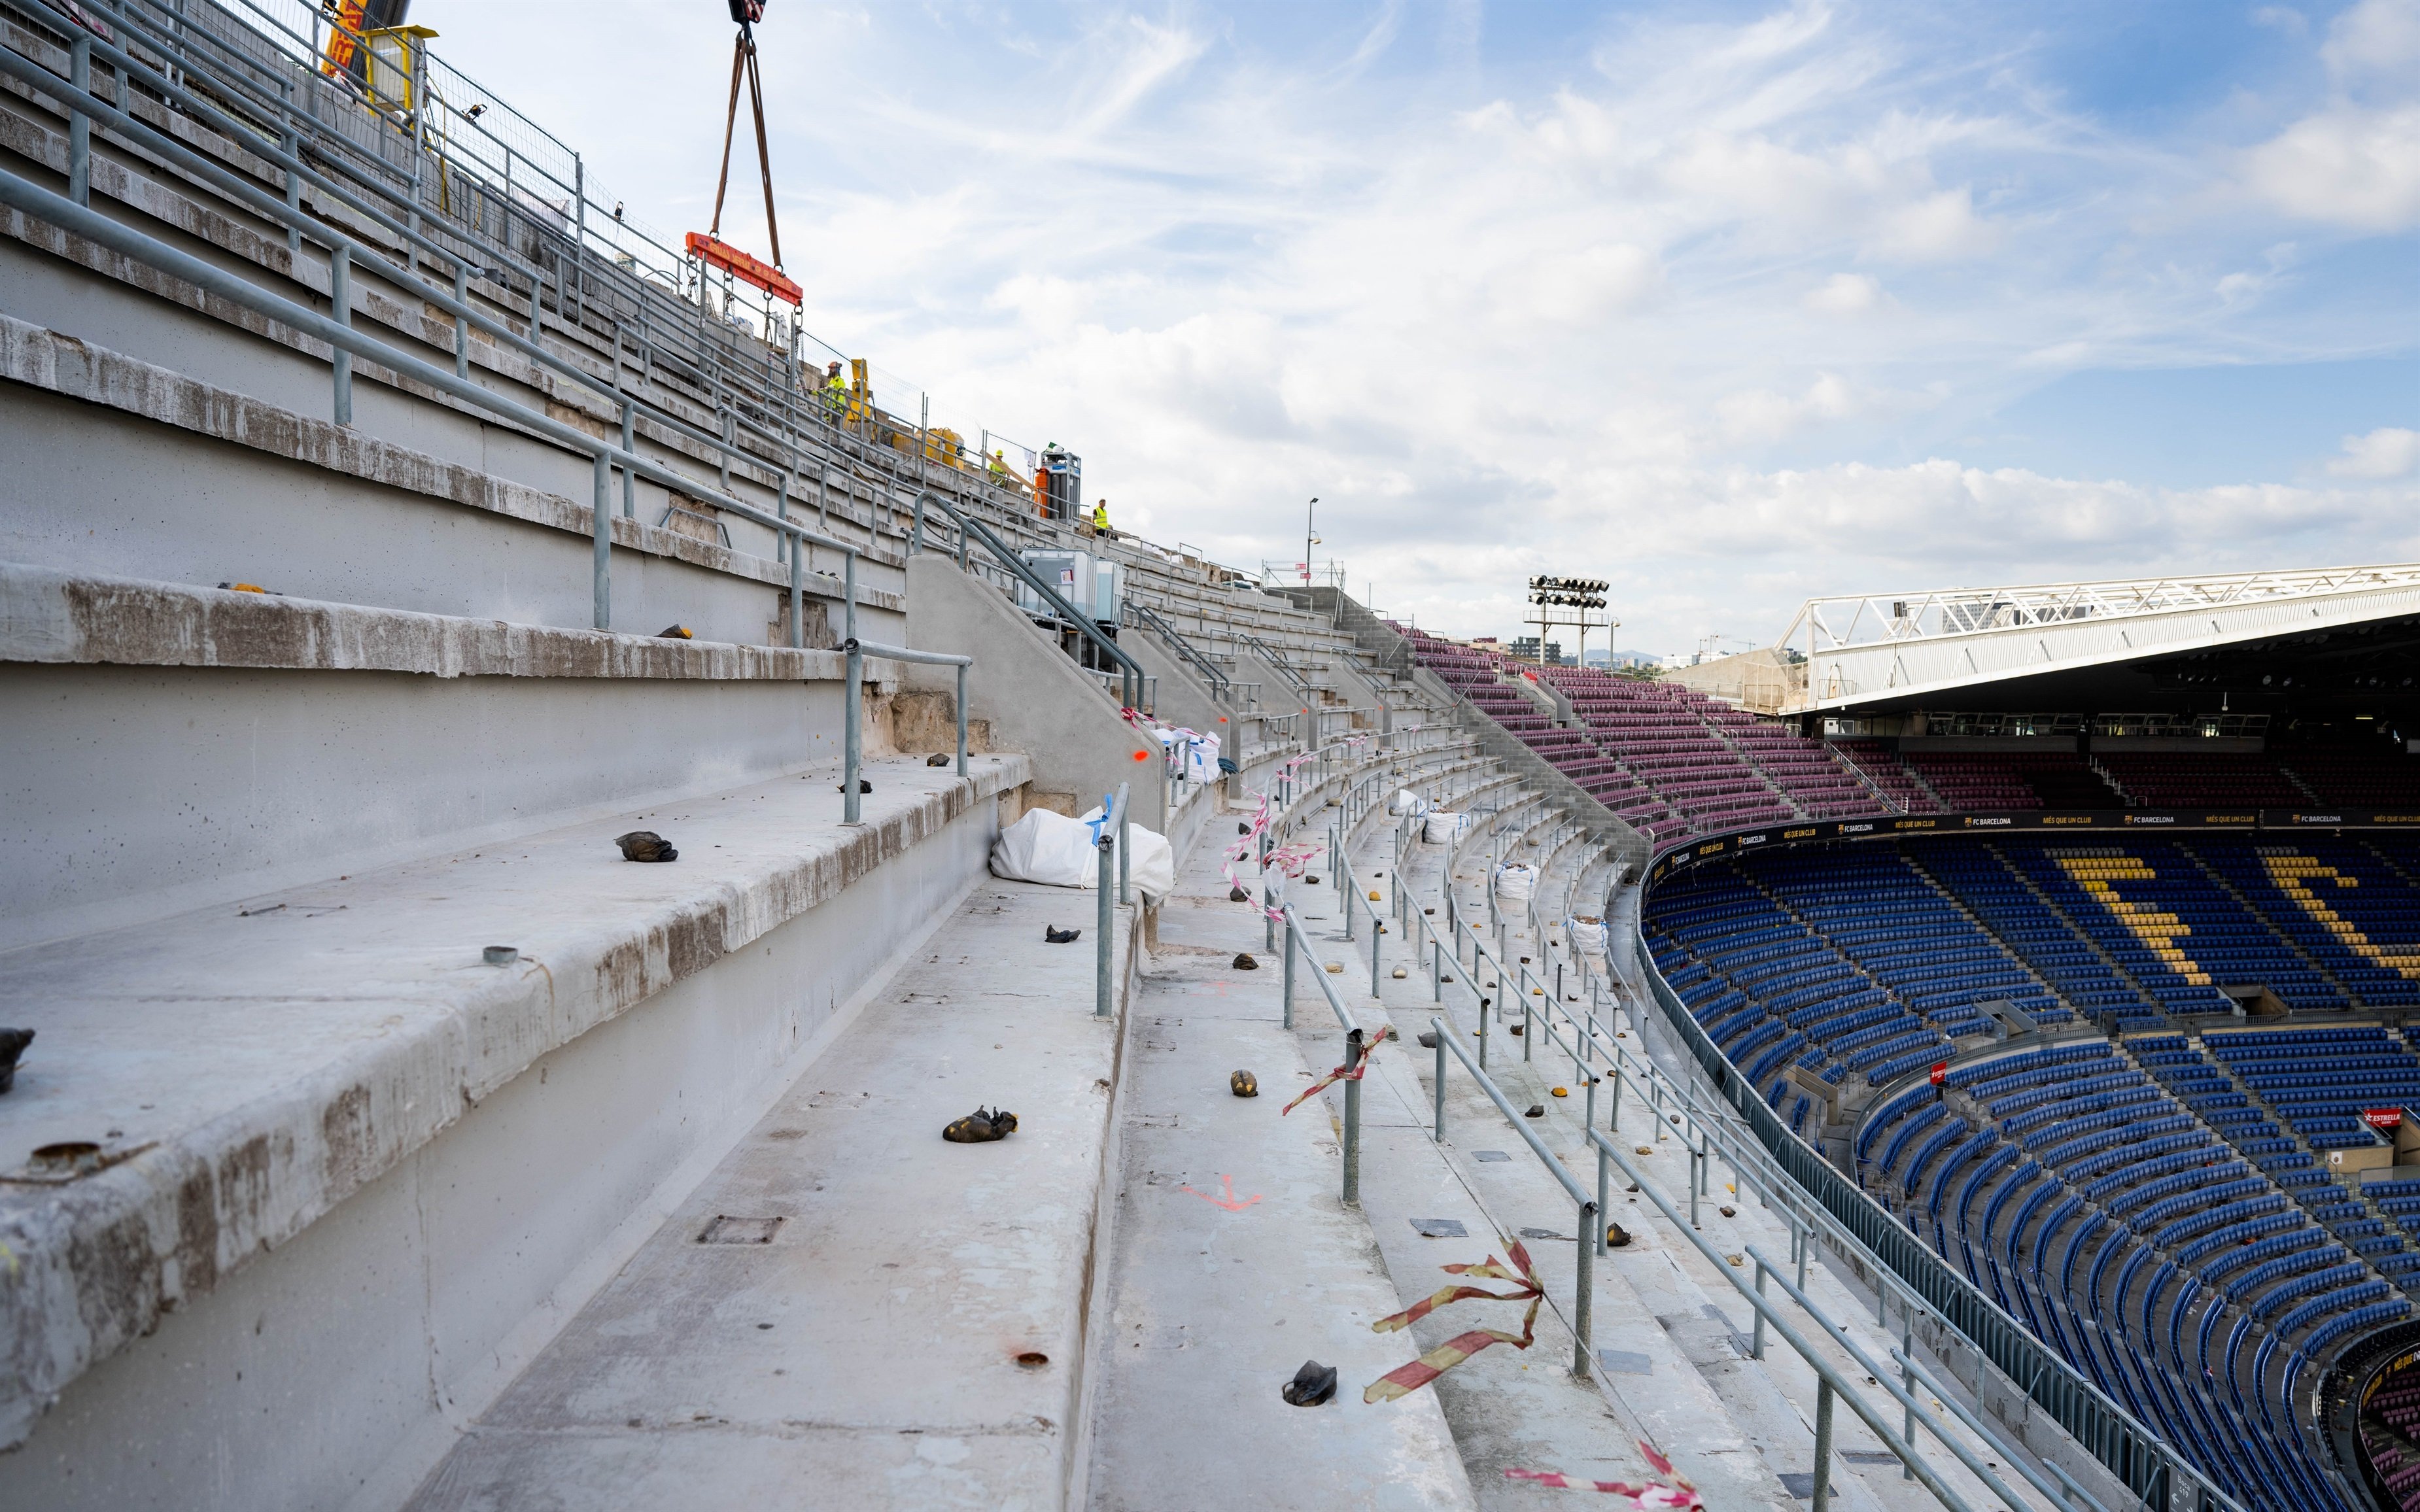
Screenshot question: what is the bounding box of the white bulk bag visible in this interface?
[1568,916,1608,953]
[1389,787,1430,817]
[1494,863,1537,901]
[1079,804,1178,904]
[989,808,1104,889]
[1424,811,1468,844]
[990,807,1179,904]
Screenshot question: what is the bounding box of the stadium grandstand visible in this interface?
[2,2,2417,1510]
[1398,570,2420,1512]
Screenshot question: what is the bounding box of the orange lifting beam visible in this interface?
[689,2,799,307]
[687,231,801,307]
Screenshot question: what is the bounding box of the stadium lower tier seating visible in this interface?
[1645,834,2420,1512]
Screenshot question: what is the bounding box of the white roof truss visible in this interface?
[1774,563,2420,713]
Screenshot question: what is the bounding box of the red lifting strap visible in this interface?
[692,6,793,306]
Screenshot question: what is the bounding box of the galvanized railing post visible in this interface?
[621,400,637,518]
[1752,1261,1769,1358]
[281,127,300,255]
[1281,914,1296,1031]
[453,260,470,379]
[788,531,805,649]
[67,34,89,207]
[330,242,352,424]
[843,638,862,821]
[955,662,969,776]
[1118,784,1132,906]
[591,449,612,629]
[1574,1198,1596,1377]
[1813,1379,1835,1512]
[1096,799,1116,1018]
[1341,1025,1363,1206]
[1902,1320,1917,1482]
[1433,1030,1447,1140]
[1595,1142,1610,1256]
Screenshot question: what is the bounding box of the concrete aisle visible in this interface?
[1079,828,1475,1511]
[403,877,1137,1512]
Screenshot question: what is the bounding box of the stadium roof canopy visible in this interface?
[1771,564,2420,723]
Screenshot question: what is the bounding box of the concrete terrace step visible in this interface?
[400,876,1141,1512]
[0,561,916,950]
[0,749,1027,1479]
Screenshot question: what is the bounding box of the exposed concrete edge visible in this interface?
[1063,888,1149,1510]
[0,753,1032,1450]
[0,311,901,615]
[341,859,1004,1512]
[0,561,903,681]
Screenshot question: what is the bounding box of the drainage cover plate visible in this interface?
[698,1215,784,1245]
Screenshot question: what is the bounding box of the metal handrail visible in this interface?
[1626,929,2234,1511]
[907,491,1147,710]
[36,0,1039,532]
[1279,902,1366,1205]
[838,638,973,823]
[1094,782,1130,1019]
[0,164,868,645]
[0,31,865,574]
[10,0,1092,578]
[1408,853,2016,1510]
[1238,632,1315,697]
[1123,598,1232,701]
[1589,1130,1990,1512]
[1425,1015,1598,1381]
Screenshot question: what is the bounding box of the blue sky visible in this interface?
[424,1,2419,656]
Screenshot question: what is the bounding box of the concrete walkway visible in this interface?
[403,875,1137,1511]
[1079,823,1474,1511]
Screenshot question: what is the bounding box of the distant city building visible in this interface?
[1589,649,1659,670]
[1509,636,1565,664]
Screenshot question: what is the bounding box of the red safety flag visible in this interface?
[1503,1439,1704,1506]
[1363,1238,1544,1402]
[1281,1025,1389,1116]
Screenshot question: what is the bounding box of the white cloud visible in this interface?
[1867,186,2003,262]
[2240,103,2420,230]
[422,1,2418,655]
[2322,0,2420,84]
[1803,271,1883,313]
[2327,426,2420,477]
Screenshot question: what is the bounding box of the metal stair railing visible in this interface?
[908,491,1147,711]
[1122,598,1232,704]
[8,0,1053,560]
[0,160,863,642]
[1237,632,1316,698]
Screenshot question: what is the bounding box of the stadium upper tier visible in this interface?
[1401,629,2420,850]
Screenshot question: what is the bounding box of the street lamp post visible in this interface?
[1304,497,1319,587]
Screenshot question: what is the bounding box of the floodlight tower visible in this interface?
[1525,576,1612,668]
